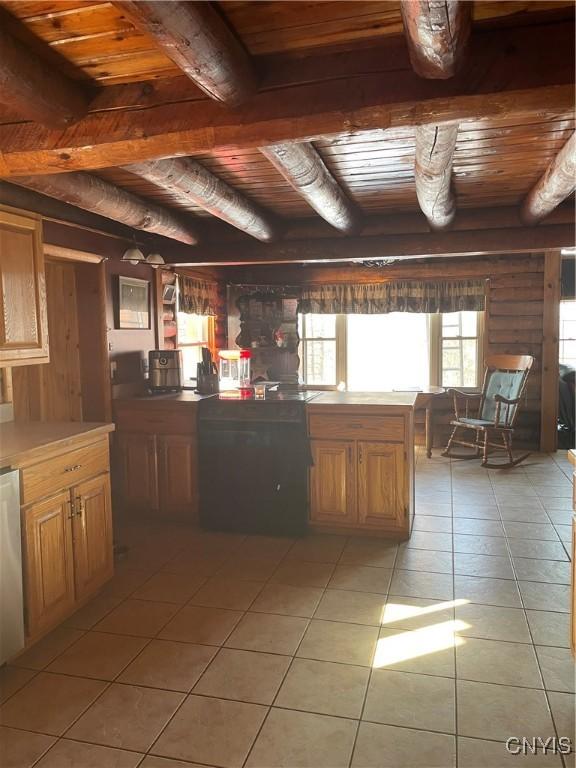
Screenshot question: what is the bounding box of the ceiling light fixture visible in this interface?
[122,245,145,265]
[146,252,165,266]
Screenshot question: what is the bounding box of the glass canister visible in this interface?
[218,349,252,390]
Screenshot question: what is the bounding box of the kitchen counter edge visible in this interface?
[0,422,115,470]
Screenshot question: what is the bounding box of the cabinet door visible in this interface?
[357,442,406,530]
[117,432,158,513]
[158,434,198,520]
[310,440,356,525]
[24,491,75,637]
[72,474,114,602]
[0,207,49,366]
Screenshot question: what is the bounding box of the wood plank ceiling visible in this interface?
[0,0,574,261]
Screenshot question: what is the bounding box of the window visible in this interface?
[560,300,576,369]
[298,314,344,387]
[177,312,211,384]
[347,313,430,391]
[439,311,481,387]
[298,311,482,390]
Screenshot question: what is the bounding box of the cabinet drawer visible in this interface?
[115,407,196,435]
[21,438,109,506]
[308,414,405,441]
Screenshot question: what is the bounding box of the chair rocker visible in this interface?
[442,354,534,469]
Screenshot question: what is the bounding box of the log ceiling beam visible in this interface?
[259,143,362,234]
[521,132,576,225]
[123,158,278,242]
[0,19,572,176]
[0,22,90,127]
[14,173,200,245]
[115,1,257,106]
[414,123,459,230]
[400,0,472,79]
[164,222,574,267]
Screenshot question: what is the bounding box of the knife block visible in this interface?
[196,372,219,395]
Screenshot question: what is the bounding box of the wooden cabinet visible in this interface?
[114,400,199,521]
[0,206,49,367]
[72,474,114,602]
[158,435,197,520]
[17,434,114,640]
[308,405,413,537]
[117,432,159,514]
[357,442,406,529]
[310,440,356,526]
[24,491,76,637]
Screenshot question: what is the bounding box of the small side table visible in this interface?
[414,387,446,458]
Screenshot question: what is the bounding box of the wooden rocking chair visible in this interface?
[442,354,534,469]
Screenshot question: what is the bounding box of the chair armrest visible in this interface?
[494,394,522,405]
[446,389,482,420]
[446,389,482,399]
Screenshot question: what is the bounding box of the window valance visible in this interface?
[298,279,485,315]
[179,275,218,316]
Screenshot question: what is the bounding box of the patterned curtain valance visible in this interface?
[179,275,218,316]
[298,279,486,314]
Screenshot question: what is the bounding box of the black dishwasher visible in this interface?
[198,393,317,536]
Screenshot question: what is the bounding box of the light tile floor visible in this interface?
[1,450,575,768]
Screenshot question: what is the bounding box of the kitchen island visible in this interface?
[308,392,416,538]
[114,390,416,539]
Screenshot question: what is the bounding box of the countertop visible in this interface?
[309,392,418,407]
[115,390,419,408]
[568,449,576,467]
[0,421,115,469]
[114,391,215,406]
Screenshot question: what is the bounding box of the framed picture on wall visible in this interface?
[117,276,150,329]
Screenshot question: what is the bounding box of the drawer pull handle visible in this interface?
[64,464,82,473]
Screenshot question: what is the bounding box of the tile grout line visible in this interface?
[239,535,347,768]
[487,461,569,768]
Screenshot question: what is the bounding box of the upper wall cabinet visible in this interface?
[0,205,49,367]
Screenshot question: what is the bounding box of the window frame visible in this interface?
[175,279,215,385]
[299,313,346,390]
[430,311,484,388]
[299,310,484,390]
[559,298,576,368]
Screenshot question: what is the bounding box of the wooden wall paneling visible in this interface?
[12,259,82,422]
[75,260,111,422]
[540,251,562,451]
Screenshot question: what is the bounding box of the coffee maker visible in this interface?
[148,350,182,392]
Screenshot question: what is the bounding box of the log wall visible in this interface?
[225,253,551,449]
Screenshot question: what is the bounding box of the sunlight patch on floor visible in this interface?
[373,620,469,668]
[381,598,469,626]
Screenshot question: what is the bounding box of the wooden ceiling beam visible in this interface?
[400,0,472,79]
[0,19,572,176]
[14,173,200,245]
[115,1,257,106]
[165,222,574,267]
[0,23,89,127]
[414,123,459,230]
[259,143,361,234]
[522,132,576,224]
[123,158,278,242]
